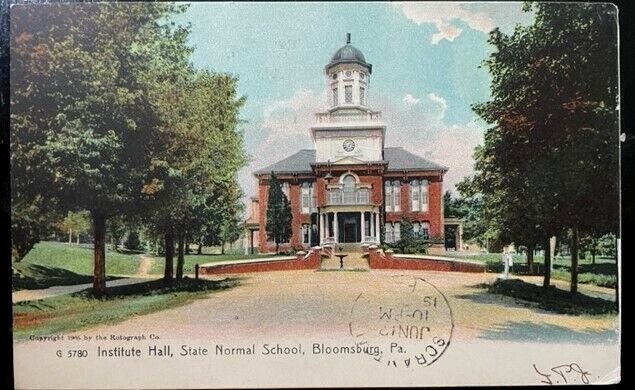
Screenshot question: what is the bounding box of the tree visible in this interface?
[467,3,618,292]
[11,3,190,296]
[57,211,90,244]
[219,214,243,255]
[265,173,292,254]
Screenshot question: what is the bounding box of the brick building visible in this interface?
[248,34,447,253]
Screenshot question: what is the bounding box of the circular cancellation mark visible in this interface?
[349,275,454,368]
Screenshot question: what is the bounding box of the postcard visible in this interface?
[11,1,620,388]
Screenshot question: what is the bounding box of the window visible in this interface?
[421,222,430,239]
[384,182,392,212]
[332,88,338,106]
[360,87,365,105]
[302,224,311,244]
[281,182,290,199]
[385,180,401,212]
[410,179,429,212]
[394,222,401,241]
[345,85,353,103]
[385,223,394,243]
[301,182,315,214]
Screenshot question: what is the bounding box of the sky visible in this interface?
[173,2,534,204]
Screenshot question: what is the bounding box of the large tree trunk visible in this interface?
[76,233,80,245]
[68,228,73,244]
[543,238,551,289]
[570,226,579,294]
[176,234,185,281]
[197,241,202,255]
[92,212,106,298]
[164,231,174,281]
[527,244,535,274]
[221,241,225,255]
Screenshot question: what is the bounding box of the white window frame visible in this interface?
[411,180,420,211]
[385,223,393,243]
[394,222,401,241]
[282,182,290,199]
[301,182,316,214]
[384,182,393,212]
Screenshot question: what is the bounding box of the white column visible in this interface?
[319,213,325,244]
[360,211,366,242]
[333,212,339,243]
[370,211,374,240]
[374,212,380,243]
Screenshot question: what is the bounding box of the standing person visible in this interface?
[501,247,510,279]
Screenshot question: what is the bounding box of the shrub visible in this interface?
[124,231,141,251]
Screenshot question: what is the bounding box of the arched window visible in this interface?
[342,174,356,190]
[342,174,356,204]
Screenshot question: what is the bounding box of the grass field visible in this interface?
[18,241,141,275]
[13,277,239,339]
[484,278,617,315]
[12,241,282,290]
[444,251,617,288]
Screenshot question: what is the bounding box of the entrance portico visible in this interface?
[319,205,380,245]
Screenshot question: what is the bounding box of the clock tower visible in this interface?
[312,33,385,164]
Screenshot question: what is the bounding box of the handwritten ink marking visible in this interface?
[533,363,591,385]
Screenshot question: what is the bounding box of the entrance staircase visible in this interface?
[319,251,369,271]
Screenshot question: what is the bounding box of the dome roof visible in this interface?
[325,34,372,73]
[331,44,366,64]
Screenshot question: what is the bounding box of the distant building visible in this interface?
[248,34,447,253]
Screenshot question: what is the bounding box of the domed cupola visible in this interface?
[326,34,372,74]
[325,33,372,109]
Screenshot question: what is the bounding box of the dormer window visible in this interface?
[332,73,337,80]
[344,85,353,104]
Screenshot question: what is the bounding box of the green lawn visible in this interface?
[19,241,141,275]
[13,277,239,339]
[445,252,617,288]
[484,278,617,315]
[12,241,284,290]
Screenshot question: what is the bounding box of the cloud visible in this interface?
[393,2,497,44]
[375,91,483,192]
[238,89,323,201]
[239,88,483,204]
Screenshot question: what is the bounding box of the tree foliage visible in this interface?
[265,173,292,253]
[11,3,247,294]
[464,2,619,292]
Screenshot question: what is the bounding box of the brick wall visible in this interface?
[199,248,322,275]
[367,248,484,273]
[384,175,444,237]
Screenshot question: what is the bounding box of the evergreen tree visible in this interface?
[265,173,292,254]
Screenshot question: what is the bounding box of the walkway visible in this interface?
[320,251,369,271]
[12,277,154,303]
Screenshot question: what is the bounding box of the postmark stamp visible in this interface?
[349,275,454,368]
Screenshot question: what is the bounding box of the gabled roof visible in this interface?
[253,147,447,176]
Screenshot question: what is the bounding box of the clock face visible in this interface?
[343,139,355,152]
